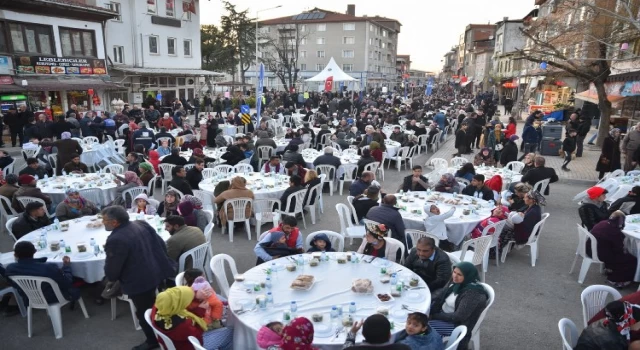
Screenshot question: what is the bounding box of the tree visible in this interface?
[517,0,640,146]
[220,1,256,85]
[201,24,234,74]
[260,24,310,92]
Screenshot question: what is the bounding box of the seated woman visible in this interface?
[521,152,536,176]
[469,205,509,239]
[157,140,171,157]
[188,148,215,165]
[182,195,209,233]
[473,147,495,167]
[369,141,383,163]
[266,317,315,350]
[357,149,376,177]
[352,186,381,224]
[55,188,99,221]
[434,173,461,194]
[138,162,155,187]
[213,180,230,213]
[111,171,144,207]
[157,190,180,217]
[455,162,475,182]
[429,262,488,350]
[302,170,322,208]
[424,205,456,242]
[500,190,544,251]
[357,221,403,263]
[502,182,531,211]
[178,201,198,228]
[129,193,158,215]
[151,286,232,350]
[214,177,254,228]
[590,211,637,288]
[579,186,609,231]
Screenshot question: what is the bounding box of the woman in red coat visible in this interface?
[504,117,517,139]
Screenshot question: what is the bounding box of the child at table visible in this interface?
[394,312,444,350]
[257,321,284,349]
[269,231,289,249]
[306,233,336,252]
[189,276,224,330]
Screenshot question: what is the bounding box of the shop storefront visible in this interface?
[529,78,579,114]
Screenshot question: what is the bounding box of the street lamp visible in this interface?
[255,5,282,87]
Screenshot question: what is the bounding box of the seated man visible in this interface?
[169,165,194,196]
[349,171,375,197]
[254,215,304,263]
[343,314,410,349]
[12,174,52,213]
[261,156,287,175]
[280,175,305,211]
[12,201,51,239]
[5,241,79,305]
[403,237,451,292]
[284,162,307,185]
[609,186,640,215]
[399,165,429,192]
[19,158,47,179]
[62,153,89,174]
[313,146,342,170]
[520,155,558,195]
[366,195,406,245]
[164,215,206,266]
[461,174,494,201]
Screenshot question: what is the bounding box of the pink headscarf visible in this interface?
[124,171,143,186]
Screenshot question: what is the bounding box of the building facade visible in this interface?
[491,18,525,99]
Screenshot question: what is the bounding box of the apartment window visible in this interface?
[316,37,325,45]
[183,39,192,57]
[342,50,354,58]
[113,45,124,63]
[316,64,324,71]
[59,28,96,57]
[343,64,353,72]
[149,35,159,54]
[317,23,326,31]
[343,23,355,31]
[8,22,54,55]
[299,50,307,58]
[370,24,374,31]
[381,42,386,49]
[147,0,156,14]
[300,25,306,32]
[343,37,355,44]
[579,6,587,21]
[300,38,306,45]
[566,12,572,26]
[167,37,177,55]
[369,38,372,45]
[316,50,325,58]
[632,38,640,56]
[107,2,122,21]
[300,63,307,70]
[382,30,387,37]
[166,0,175,17]
[574,43,580,58]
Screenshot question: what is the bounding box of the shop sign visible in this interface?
[0,56,13,75]
[14,56,107,75]
[0,76,13,85]
[622,81,640,97]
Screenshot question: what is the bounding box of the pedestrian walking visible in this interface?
[562,129,578,171]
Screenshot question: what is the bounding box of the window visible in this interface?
[107,2,121,21]
[370,24,374,31]
[183,39,192,57]
[317,50,325,58]
[342,64,353,72]
[167,37,177,55]
[299,50,306,58]
[343,37,355,44]
[149,35,159,54]
[382,30,387,37]
[316,64,324,71]
[343,23,355,31]
[300,25,306,32]
[566,12,572,26]
[369,38,372,45]
[113,45,124,63]
[9,22,54,55]
[574,43,580,58]
[342,50,354,58]
[632,38,640,56]
[147,0,156,14]
[177,77,186,85]
[300,63,307,70]
[579,6,587,21]
[166,0,175,17]
[381,42,386,49]
[59,28,95,57]
[316,37,325,45]
[317,23,326,31]
[300,38,306,45]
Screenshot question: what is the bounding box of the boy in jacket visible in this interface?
[562,129,578,171]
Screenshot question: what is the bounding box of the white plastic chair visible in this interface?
[221,197,253,242]
[234,163,254,174]
[47,154,58,170]
[122,186,148,207]
[339,164,358,196]
[570,224,605,284]
[304,181,324,225]
[533,178,550,196]
[16,197,53,218]
[501,213,550,266]
[417,134,429,154]
[279,189,307,229]
[609,169,625,178]
[386,237,406,263]
[346,196,360,225]
[102,164,124,175]
[210,254,239,299]
[183,164,195,172]
[580,284,622,328]
[83,136,100,145]
[111,294,140,330]
[158,163,176,194]
[254,199,281,231]
[315,164,337,196]
[445,325,468,350]
[304,230,345,252]
[506,161,525,173]
[429,157,448,171]
[481,220,507,268]
[469,283,495,350]
[178,243,210,273]
[188,336,207,350]
[144,309,177,350]
[448,235,493,282]
[3,158,15,176]
[5,216,18,241]
[193,189,215,211]
[22,145,41,160]
[627,170,640,176]
[78,188,103,208]
[336,203,365,245]
[362,161,380,177]
[167,186,185,200]
[213,164,234,177]
[405,229,440,250]
[377,153,386,181]
[147,175,158,197]
[558,318,578,350]
[0,194,18,236]
[456,177,470,186]
[201,168,216,179]
[9,275,89,339]
[256,145,275,169]
[450,157,469,167]
[389,146,413,171]
[0,286,26,317]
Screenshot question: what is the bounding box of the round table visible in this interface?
[0,213,170,283]
[447,165,522,184]
[599,176,640,203]
[220,124,237,137]
[37,173,119,204]
[169,128,184,137]
[384,140,401,158]
[622,214,640,281]
[392,191,493,245]
[198,172,290,201]
[275,139,291,153]
[228,253,431,350]
[302,152,361,178]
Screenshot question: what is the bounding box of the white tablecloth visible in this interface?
[622,214,640,281]
[228,253,431,350]
[447,166,522,184]
[275,139,291,153]
[601,176,640,203]
[198,172,289,201]
[169,128,184,137]
[2,213,170,283]
[37,173,119,205]
[392,192,493,245]
[303,153,361,178]
[384,140,401,158]
[220,124,237,137]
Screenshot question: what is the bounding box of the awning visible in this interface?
[112,67,224,76]
[461,81,473,87]
[574,90,627,105]
[575,81,629,105]
[0,84,25,92]
[19,78,123,91]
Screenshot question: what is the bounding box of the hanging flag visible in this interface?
[189,0,196,14]
[256,63,265,125]
[324,76,334,92]
[426,77,434,96]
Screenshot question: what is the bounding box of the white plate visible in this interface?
[235,299,254,310]
[404,290,425,302]
[372,258,391,267]
[375,293,395,303]
[313,323,334,337]
[73,252,96,260]
[390,309,408,321]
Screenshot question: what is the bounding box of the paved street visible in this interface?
[0,120,628,350]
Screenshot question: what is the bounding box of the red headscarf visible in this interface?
[280,317,317,350]
[485,175,503,193]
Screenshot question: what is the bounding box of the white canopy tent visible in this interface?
[306,57,357,82]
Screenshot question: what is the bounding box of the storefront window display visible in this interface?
[67,90,91,112]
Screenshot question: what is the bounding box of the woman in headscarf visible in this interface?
[148,150,161,174]
[178,201,198,227]
[500,190,544,252]
[128,193,158,215]
[157,190,180,217]
[434,173,460,194]
[473,147,495,167]
[454,162,475,182]
[188,148,215,165]
[138,162,155,186]
[152,286,233,350]
[429,262,488,350]
[596,128,622,179]
[54,188,99,221]
[267,317,317,350]
[357,221,403,263]
[369,141,383,163]
[579,186,609,231]
[214,177,254,227]
[110,171,144,207]
[181,195,209,233]
[590,210,637,287]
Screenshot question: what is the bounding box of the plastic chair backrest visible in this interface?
[456,177,470,186]
[8,275,67,308]
[533,178,550,194]
[103,164,124,175]
[123,186,148,206]
[446,252,461,265]
[213,164,234,176]
[336,203,354,235]
[558,318,578,350]
[305,182,323,207]
[346,196,359,225]
[188,336,207,350]
[609,169,625,178]
[201,168,216,179]
[183,164,195,172]
[405,230,440,249]
[576,224,601,263]
[79,188,103,208]
[210,254,239,298]
[5,216,18,241]
[17,196,46,211]
[144,309,177,350]
[257,146,275,160]
[3,159,15,176]
[304,230,345,252]
[418,134,428,146]
[193,190,214,209]
[342,164,358,181]
[167,186,184,200]
[581,284,622,327]
[445,325,468,350]
[506,161,525,173]
[223,197,252,221]
[316,164,337,181]
[482,220,507,247]
[178,243,209,273]
[526,213,550,245]
[158,163,176,181]
[458,235,493,265]
[385,237,405,263]
[83,136,99,145]
[0,194,18,216]
[147,176,158,197]
[363,162,379,174]
[451,157,469,167]
[471,283,495,336]
[175,272,186,286]
[234,164,254,174]
[430,158,448,170]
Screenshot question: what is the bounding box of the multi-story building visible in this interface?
[0,0,118,116]
[462,24,496,81]
[491,17,525,99]
[440,46,459,84]
[256,5,401,90]
[102,0,221,107]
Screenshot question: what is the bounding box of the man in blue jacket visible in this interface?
[366,195,406,245]
[102,206,176,350]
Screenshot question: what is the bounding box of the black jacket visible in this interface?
[609,195,640,215]
[563,136,577,153]
[431,287,488,350]
[12,212,51,239]
[579,202,609,231]
[313,154,342,170]
[352,197,379,222]
[403,247,451,292]
[462,185,494,201]
[400,175,428,192]
[169,177,193,196]
[280,185,305,211]
[499,141,518,166]
[185,168,203,190]
[521,166,559,195]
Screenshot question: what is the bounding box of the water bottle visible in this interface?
[321,251,327,262]
[44,174,48,180]
[54,218,60,231]
[330,306,339,319]
[290,301,297,316]
[90,238,96,246]
[39,234,47,249]
[266,292,273,304]
[265,277,272,290]
[34,175,39,180]
[59,239,66,250]
[351,252,356,263]
[62,170,67,176]
[93,244,100,255]
[137,212,144,220]
[349,302,356,314]
[296,254,304,266]
[270,262,277,275]
[390,273,397,286]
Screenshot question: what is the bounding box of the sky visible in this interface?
[199,0,535,72]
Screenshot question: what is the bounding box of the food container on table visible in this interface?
[376,306,390,316]
[312,313,324,322]
[409,277,420,287]
[342,315,354,327]
[462,209,471,215]
[337,256,347,264]
[286,264,297,272]
[309,259,319,267]
[77,242,87,253]
[50,241,60,251]
[376,293,395,303]
[234,274,245,282]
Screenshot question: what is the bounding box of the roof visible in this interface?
[3,0,118,21]
[259,7,401,30]
[112,67,224,76]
